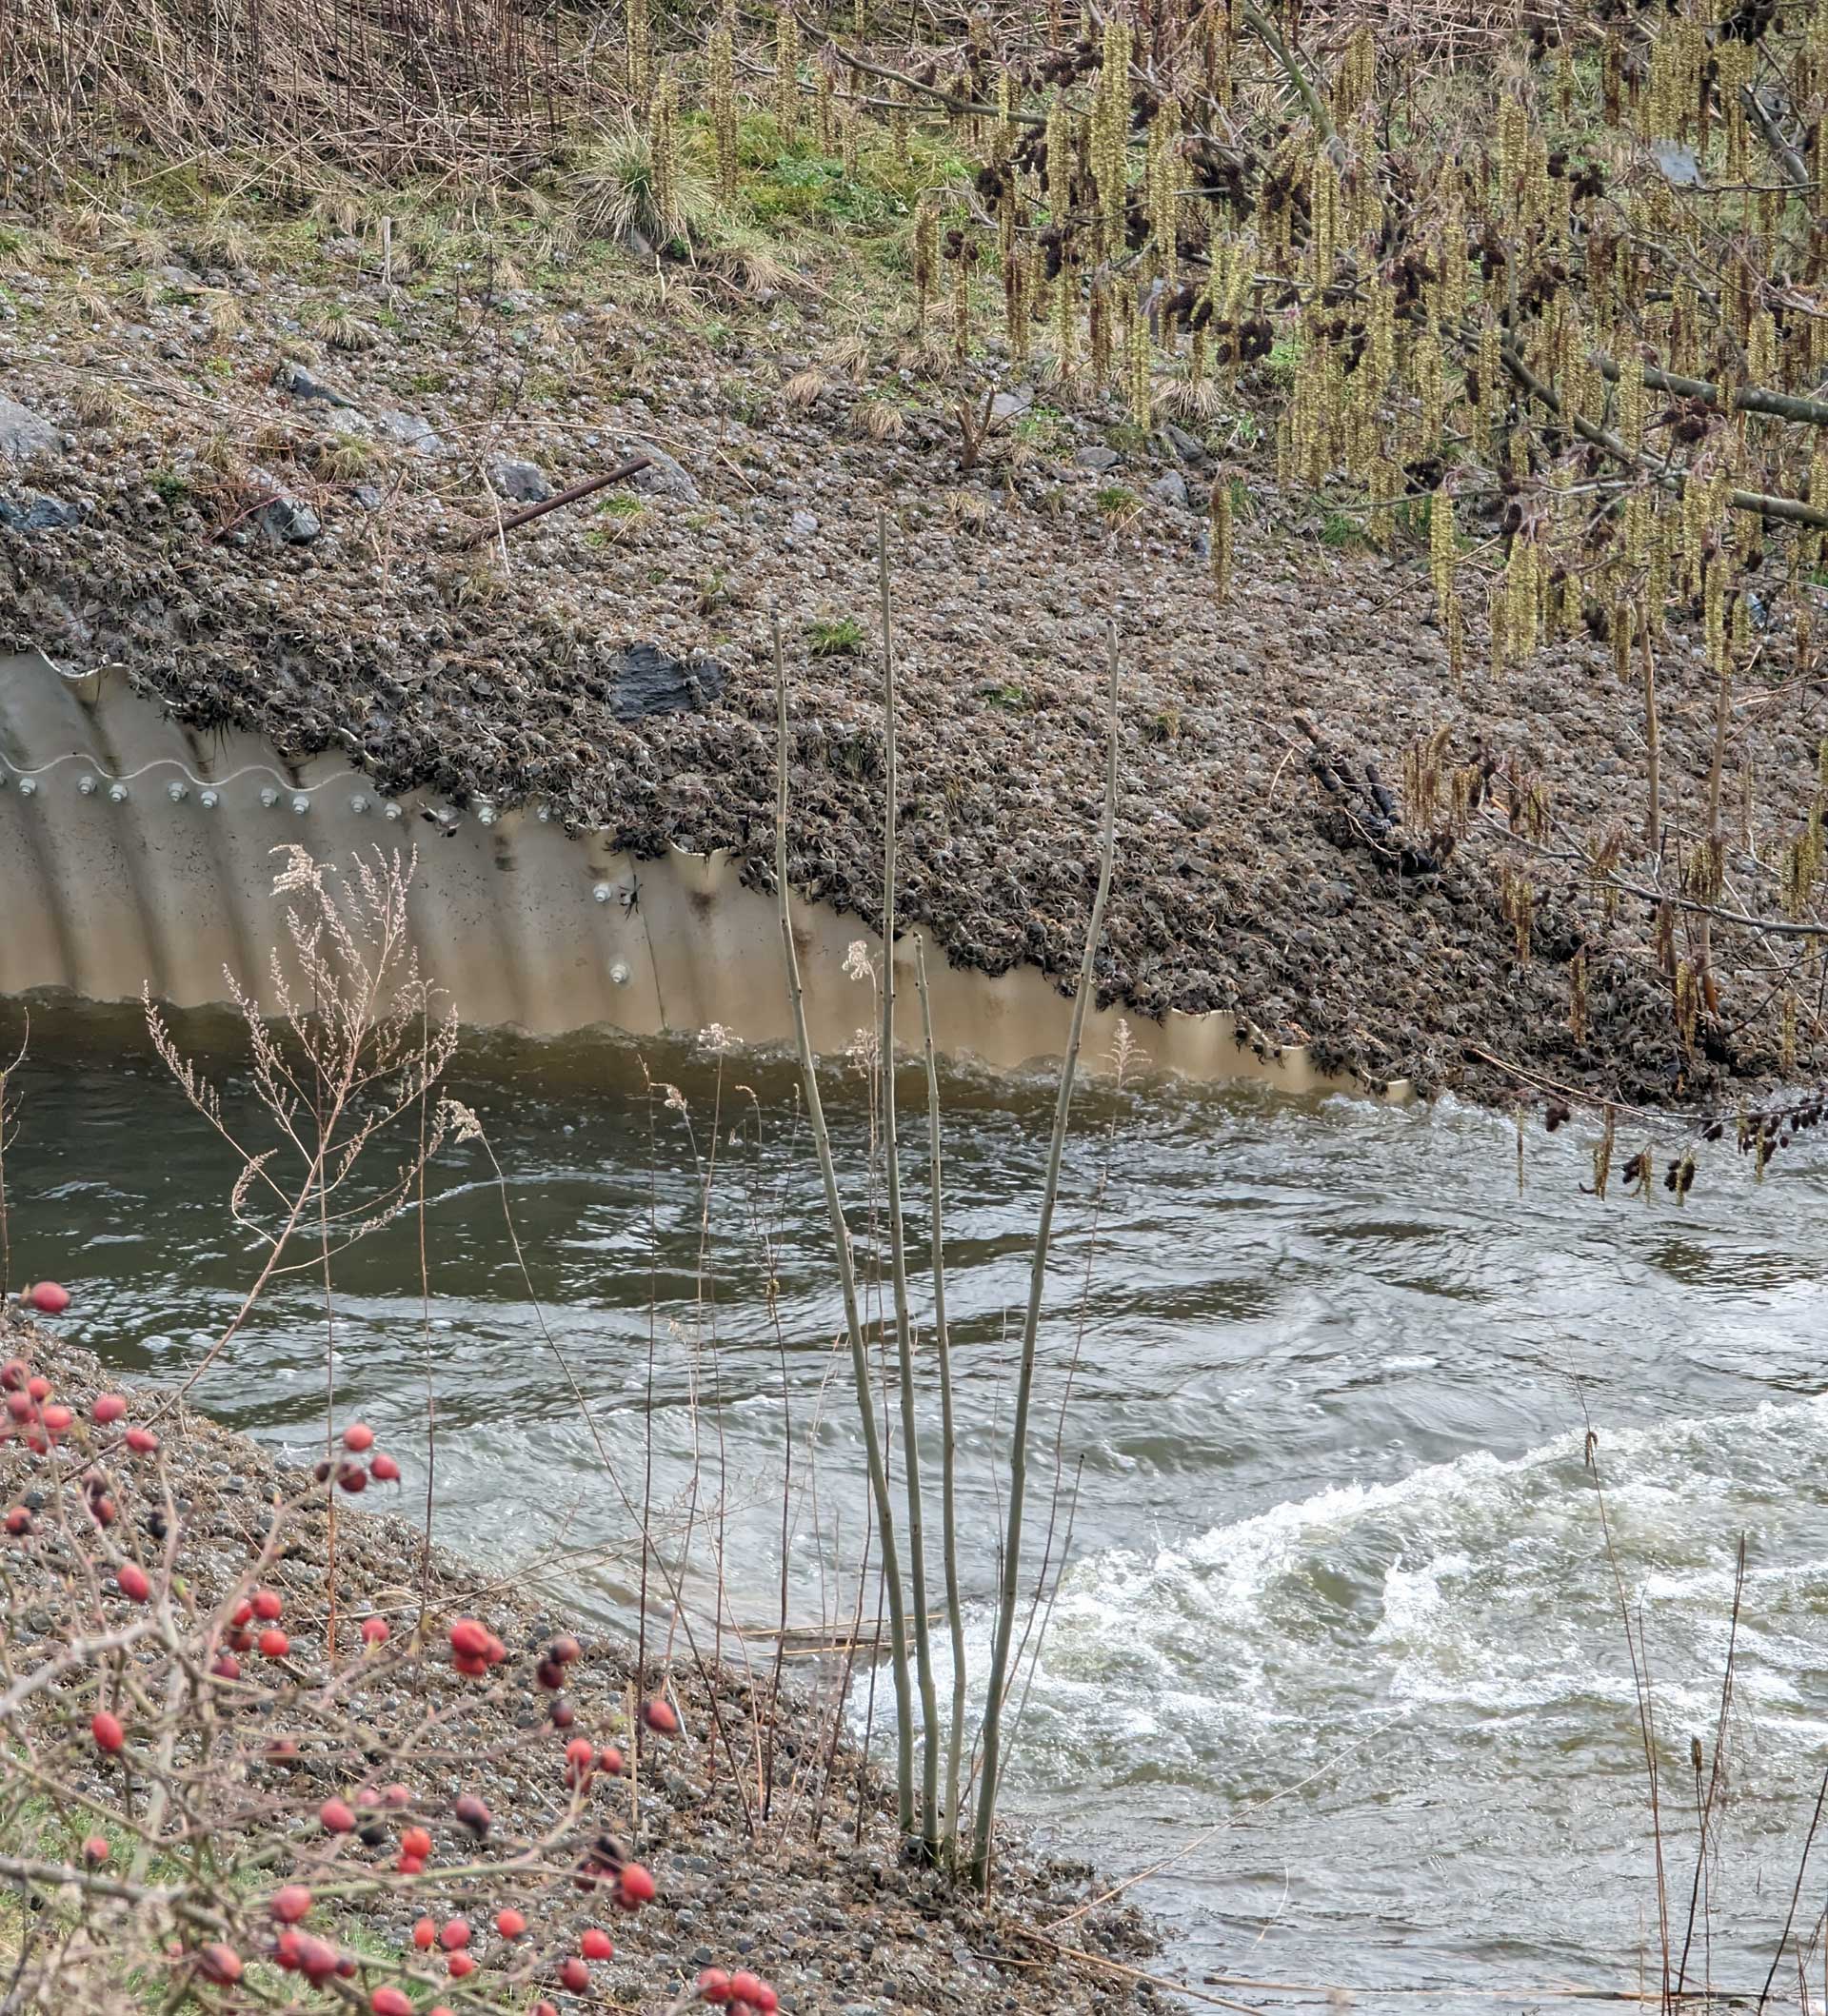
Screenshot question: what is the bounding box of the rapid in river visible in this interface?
[8,1009,1827,2009]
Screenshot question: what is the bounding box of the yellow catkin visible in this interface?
[1618,353,1645,453]
[1092,18,1133,261]
[1210,476,1234,602]
[913,200,939,324]
[1128,293,1152,425]
[1146,98,1182,284]
[1045,95,1071,223]
[775,8,800,142]
[626,0,649,100]
[648,69,678,238]
[709,26,738,201]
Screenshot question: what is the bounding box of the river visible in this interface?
[7,1008,1828,2009]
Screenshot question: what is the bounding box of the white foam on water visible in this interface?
[984,1390,1828,1789]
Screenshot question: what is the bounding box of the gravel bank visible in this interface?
[0,1314,1162,2016]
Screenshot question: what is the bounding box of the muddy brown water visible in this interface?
[8,1007,1828,2009]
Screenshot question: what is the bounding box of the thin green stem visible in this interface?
[914,936,966,1858]
[969,623,1122,1892]
[773,603,916,1839]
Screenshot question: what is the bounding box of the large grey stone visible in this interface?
[613,643,725,722]
[487,456,551,504]
[1148,468,1191,510]
[0,492,84,530]
[256,493,322,544]
[374,409,445,456]
[625,439,699,504]
[0,395,58,464]
[1075,445,1121,472]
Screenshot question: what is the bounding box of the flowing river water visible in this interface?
[9,1009,1828,2009]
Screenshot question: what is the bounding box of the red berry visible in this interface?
[90,1710,124,1753]
[337,1462,368,1493]
[396,1852,424,1875]
[252,1589,283,1621]
[642,1697,679,1734]
[447,1618,489,1660]
[550,1634,582,1664]
[560,1955,590,1991]
[361,1616,390,1646]
[371,1991,412,2016]
[92,1393,126,1424]
[269,1885,311,1924]
[565,1736,594,1785]
[319,1798,355,1833]
[484,1633,507,1666]
[698,1968,733,2005]
[0,1360,23,1391]
[533,2005,560,2016]
[551,1697,575,1728]
[447,1950,476,1979]
[438,1918,468,1951]
[400,1826,432,1860]
[228,1629,253,1652]
[370,1451,401,1482]
[452,1651,489,1677]
[26,1283,69,1314]
[6,1393,32,1423]
[26,1375,49,1401]
[116,1563,149,1603]
[600,1747,625,1776]
[3,1508,30,1537]
[342,1421,375,1452]
[616,1862,655,1907]
[40,1404,70,1435]
[452,1793,491,1835]
[230,1599,253,1627]
[536,1658,566,1690]
[382,1784,410,1808]
[729,1973,765,2005]
[125,1427,157,1454]
[81,1836,109,1865]
[751,1984,779,2012]
[197,1943,242,1985]
[257,1628,289,1659]
[581,1927,613,1960]
[411,1917,436,1949]
[210,1653,240,1681]
[495,1907,526,1938]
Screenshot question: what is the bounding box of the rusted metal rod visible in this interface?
[454,454,652,549]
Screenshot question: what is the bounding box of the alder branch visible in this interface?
[1497,339,1828,531]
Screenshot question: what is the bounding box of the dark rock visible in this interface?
[1148,470,1191,511]
[1075,445,1121,472]
[0,395,58,464]
[1162,422,1211,466]
[272,360,359,410]
[0,493,86,531]
[488,457,552,504]
[255,494,322,544]
[613,643,725,722]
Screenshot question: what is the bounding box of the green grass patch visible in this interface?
[805,614,864,657]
